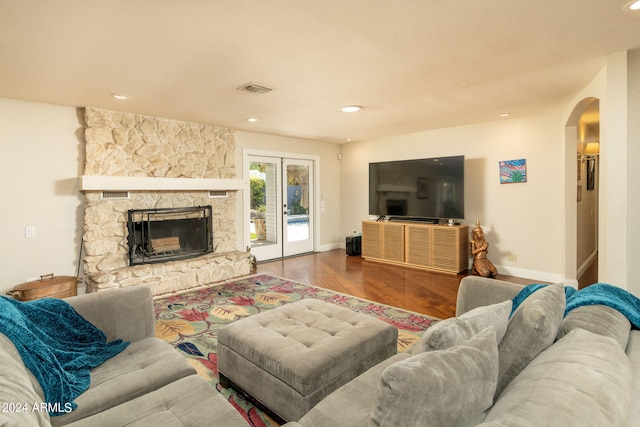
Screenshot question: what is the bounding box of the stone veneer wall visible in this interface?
[82,107,253,296]
[84,107,236,178]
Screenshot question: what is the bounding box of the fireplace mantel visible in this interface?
[80,175,245,192]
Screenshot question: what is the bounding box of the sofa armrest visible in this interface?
[456,276,524,316]
[66,286,155,343]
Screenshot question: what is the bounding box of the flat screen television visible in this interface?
[369,155,464,221]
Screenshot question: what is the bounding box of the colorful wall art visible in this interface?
[499,159,527,184]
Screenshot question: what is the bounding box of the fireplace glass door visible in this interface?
[127,206,213,266]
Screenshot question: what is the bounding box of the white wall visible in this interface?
[0,101,343,296]
[341,112,566,283]
[601,52,629,288]
[1,48,636,293]
[234,131,343,251]
[0,98,83,294]
[561,52,632,290]
[627,49,640,295]
[341,50,637,289]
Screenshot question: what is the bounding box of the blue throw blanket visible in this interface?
[0,296,129,416]
[511,283,640,329]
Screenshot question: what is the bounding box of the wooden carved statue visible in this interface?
[471,220,498,278]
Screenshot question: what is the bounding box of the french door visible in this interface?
[248,155,314,261]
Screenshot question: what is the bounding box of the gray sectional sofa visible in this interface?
[0,286,248,427]
[5,276,639,426]
[285,276,640,427]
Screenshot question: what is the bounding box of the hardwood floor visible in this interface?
[257,249,538,319]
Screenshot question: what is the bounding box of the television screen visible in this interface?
[369,155,464,220]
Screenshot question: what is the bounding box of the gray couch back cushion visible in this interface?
[371,327,498,427]
[411,300,512,355]
[0,334,51,426]
[557,304,631,349]
[68,286,155,343]
[482,328,632,427]
[495,283,565,399]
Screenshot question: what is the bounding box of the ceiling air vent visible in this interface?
[237,82,274,95]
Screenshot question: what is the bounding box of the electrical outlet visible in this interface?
[508,253,518,262]
[25,226,36,239]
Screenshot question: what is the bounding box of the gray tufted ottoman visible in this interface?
[217,298,398,422]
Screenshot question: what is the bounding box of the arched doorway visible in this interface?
[565,98,600,288]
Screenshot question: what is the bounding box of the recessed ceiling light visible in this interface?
[340,105,362,113]
[247,117,259,123]
[625,0,640,10]
[500,113,510,117]
[111,93,129,100]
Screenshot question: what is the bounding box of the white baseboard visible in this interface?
[319,242,343,252]
[495,264,578,287]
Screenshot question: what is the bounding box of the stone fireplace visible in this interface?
[81,107,253,296]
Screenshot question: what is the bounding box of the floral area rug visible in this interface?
[153,273,439,426]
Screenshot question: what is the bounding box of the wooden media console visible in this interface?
[361,220,469,273]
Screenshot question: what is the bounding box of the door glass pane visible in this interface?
[250,161,278,248]
[286,164,310,242]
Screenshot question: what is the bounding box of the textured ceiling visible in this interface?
[1,1,638,143]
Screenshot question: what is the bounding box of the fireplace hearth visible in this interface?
[127,206,213,266]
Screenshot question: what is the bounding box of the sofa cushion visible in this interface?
[495,283,565,399]
[370,327,498,427]
[482,328,632,427]
[0,334,51,426]
[623,330,640,427]
[298,353,409,427]
[558,304,631,349]
[67,286,155,343]
[411,300,511,354]
[50,337,195,426]
[65,375,248,427]
[455,276,524,316]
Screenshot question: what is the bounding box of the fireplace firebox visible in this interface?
[127,206,213,266]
